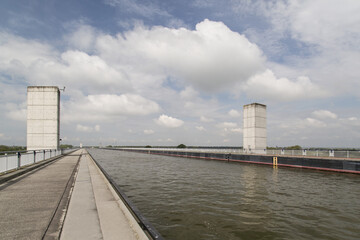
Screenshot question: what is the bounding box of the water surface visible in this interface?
[88,149,360,240]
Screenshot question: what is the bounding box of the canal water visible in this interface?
[88,149,360,240]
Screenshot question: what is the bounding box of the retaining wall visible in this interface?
[115,149,360,174]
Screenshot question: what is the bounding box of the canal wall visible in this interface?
[115,149,360,174]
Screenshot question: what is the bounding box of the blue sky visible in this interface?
[1,0,360,147]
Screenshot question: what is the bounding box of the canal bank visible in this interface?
[115,148,360,174]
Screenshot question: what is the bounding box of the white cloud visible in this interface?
[312,110,337,120]
[0,32,56,68]
[243,69,327,101]
[230,128,243,133]
[76,124,101,133]
[7,108,26,122]
[216,122,237,128]
[156,114,184,128]
[65,24,97,51]
[157,138,174,142]
[276,0,360,50]
[94,125,101,132]
[104,0,170,18]
[196,126,206,131]
[144,129,155,135]
[305,118,326,128]
[76,124,93,132]
[63,94,160,122]
[97,19,265,92]
[180,86,198,99]
[200,116,214,122]
[228,109,241,117]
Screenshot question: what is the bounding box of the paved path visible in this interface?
[61,151,147,240]
[0,149,149,240]
[0,150,81,239]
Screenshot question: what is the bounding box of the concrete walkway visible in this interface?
[0,150,81,239]
[61,151,147,240]
[0,149,148,240]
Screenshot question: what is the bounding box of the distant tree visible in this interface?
[145,145,152,148]
[60,144,73,149]
[0,145,26,152]
[285,145,302,150]
[106,145,113,148]
[177,144,186,148]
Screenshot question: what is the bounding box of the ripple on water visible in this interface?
[88,149,360,240]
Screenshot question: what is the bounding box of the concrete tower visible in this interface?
[243,103,267,154]
[27,86,60,150]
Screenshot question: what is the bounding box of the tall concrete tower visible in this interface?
[243,103,267,154]
[27,86,60,150]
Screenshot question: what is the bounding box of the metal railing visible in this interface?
[0,148,75,174]
[119,147,360,159]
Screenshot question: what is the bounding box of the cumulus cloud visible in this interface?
[0,32,56,68]
[196,126,206,131]
[230,128,243,133]
[271,0,360,50]
[228,109,241,117]
[104,0,170,18]
[312,110,337,120]
[65,24,98,51]
[156,114,184,128]
[144,129,155,134]
[200,116,214,122]
[305,118,326,128]
[216,122,242,136]
[97,19,265,92]
[94,125,101,132]
[63,94,160,122]
[76,124,101,132]
[216,122,237,128]
[76,124,93,132]
[0,33,131,94]
[243,69,327,101]
[180,86,199,99]
[7,108,26,122]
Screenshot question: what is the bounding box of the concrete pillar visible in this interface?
[27,86,60,151]
[243,103,267,154]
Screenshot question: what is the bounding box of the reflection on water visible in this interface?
[88,149,360,240]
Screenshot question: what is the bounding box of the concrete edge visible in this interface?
[86,150,151,240]
[43,151,82,240]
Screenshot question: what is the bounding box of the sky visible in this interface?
[0,0,360,148]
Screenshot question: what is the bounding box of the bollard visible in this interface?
[273,157,278,167]
[17,152,21,169]
[43,150,46,161]
[5,153,8,173]
[33,151,36,163]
